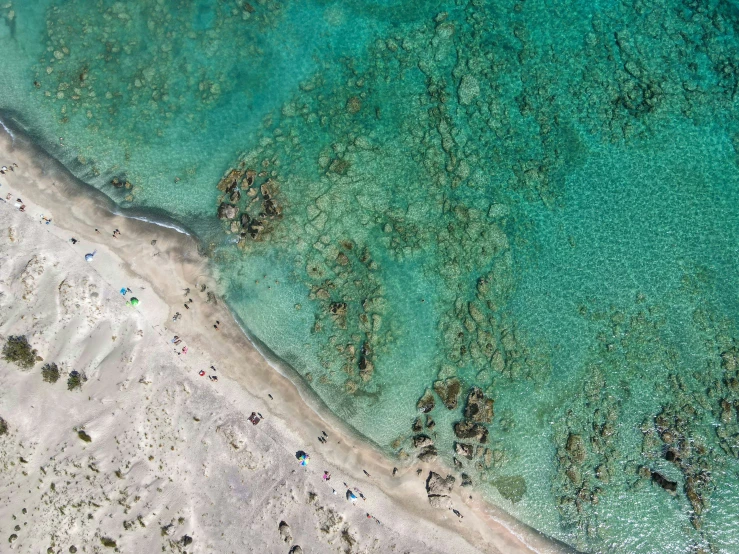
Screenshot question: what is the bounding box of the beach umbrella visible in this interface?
[129,297,139,307]
[84,250,96,262]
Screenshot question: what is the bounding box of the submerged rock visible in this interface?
[217,202,238,220]
[453,420,488,443]
[412,418,423,433]
[417,389,436,413]
[433,377,461,410]
[566,433,587,463]
[650,470,677,492]
[455,442,474,459]
[418,444,438,462]
[413,434,434,449]
[463,387,494,424]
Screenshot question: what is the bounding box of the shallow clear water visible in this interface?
[3,0,739,551]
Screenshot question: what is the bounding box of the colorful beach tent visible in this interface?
[129,297,139,307]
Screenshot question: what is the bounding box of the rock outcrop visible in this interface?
[453,420,488,443]
[463,387,494,423]
[417,389,436,413]
[425,471,455,509]
[433,378,461,410]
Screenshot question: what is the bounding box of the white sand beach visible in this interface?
[0,129,567,553]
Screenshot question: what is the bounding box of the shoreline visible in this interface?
[0,123,572,554]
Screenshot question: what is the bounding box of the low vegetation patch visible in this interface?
[41,362,60,383]
[100,537,116,548]
[77,429,92,443]
[2,335,38,369]
[67,370,87,391]
[0,416,7,436]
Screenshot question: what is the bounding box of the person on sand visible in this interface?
[172,312,181,321]
[452,508,463,519]
[322,471,331,481]
[363,470,371,477]
[70,238,78,245]
[182,346,188,354]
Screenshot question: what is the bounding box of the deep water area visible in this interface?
[3,0,739,551]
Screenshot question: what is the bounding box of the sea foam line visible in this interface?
[117,212,192,236]
[0,117,16,143]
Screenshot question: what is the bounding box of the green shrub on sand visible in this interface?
[0,416,7,435]
[67,370,87,391]
[2,335,38,369]
[42,362,60,383]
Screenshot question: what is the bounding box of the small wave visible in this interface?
[0,117,16,142]
[117,212,192,237]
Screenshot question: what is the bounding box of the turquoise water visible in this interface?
[4,0,739,551]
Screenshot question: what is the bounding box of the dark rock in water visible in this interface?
[433,378,461,410]
[111,176,126,188]
[358,341,374,381]
[217,202,238,220]
[278,521,292,543]
[454,420,488,443]
[247,220,264,239]
[566,433,587,463]
[417,389,436,413]
[455,442,474,459]
[650,470,677,492]
[413,434,433,449]
[463,387,494,424]
[418,444,438,462]
[264,198,281,216]
[217,169,244,192]
[412,417,423,433]
[240,213,251,228]
[664,449,680,463]
[425,416,435,430]
[229,189,241,203]
[329,302,347,316]
[243,169,256,188]
[426,471,455,496]
[461,473,473,487]
[453,457,463,469]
